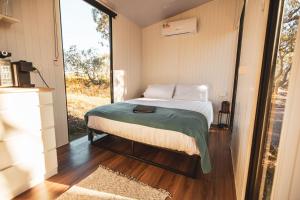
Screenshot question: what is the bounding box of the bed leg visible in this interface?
[88,129,94,144]
[192,156,199,178]
[131,141,135,155]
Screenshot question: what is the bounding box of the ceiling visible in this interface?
[101,0,212,27]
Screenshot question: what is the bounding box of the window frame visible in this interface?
[245,0,284,199]
[59,0,117,142]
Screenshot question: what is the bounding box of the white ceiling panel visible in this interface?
[101,0,212,27]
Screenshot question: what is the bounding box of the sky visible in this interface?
[60,0,109,55]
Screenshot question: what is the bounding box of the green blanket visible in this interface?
[85,102,212,174]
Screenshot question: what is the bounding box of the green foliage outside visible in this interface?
[64,8,111,141]
[263,0,300,199]
[274,0,300,92]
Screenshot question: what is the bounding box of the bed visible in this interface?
[85,84,213,177]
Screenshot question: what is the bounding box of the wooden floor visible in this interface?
[15,128,236,200]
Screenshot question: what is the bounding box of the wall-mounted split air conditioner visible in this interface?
[161,17,197,36]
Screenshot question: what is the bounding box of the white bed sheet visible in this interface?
[126,98,213,126]
[87,98,213,156]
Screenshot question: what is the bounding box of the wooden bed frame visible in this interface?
[88,128,200,178]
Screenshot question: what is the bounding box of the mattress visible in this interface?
[87,98,213,156]
[126,98,213,127]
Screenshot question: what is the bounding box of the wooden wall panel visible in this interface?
[142,0,239,122]
[0,0,142,146]
[230,0,270,199]
[0,0,69,147]
[113,14,142,102]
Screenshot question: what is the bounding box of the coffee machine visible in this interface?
[12,61,36,87]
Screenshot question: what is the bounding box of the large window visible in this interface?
[60,0,115,141]
[247,0,300,199]
[259,0,300,198]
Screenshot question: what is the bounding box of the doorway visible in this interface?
[60,0,114,141]
[246,0,300,199]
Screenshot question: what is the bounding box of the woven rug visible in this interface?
[57,165,170,200]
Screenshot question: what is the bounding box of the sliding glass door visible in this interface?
[247,0,300,199]
[60,0,113,141]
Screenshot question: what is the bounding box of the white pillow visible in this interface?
[173,84,208,101]
[143,84,175,99]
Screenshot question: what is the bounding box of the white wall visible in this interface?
[0,0,69,147]
[271,22,300,200]
[142,0,240,122]
[113,14,142,102]
[0,0,142,147]
[230,0,270,199]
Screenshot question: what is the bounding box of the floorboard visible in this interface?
[15,128,236,200]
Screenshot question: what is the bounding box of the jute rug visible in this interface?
[57,165,170,200]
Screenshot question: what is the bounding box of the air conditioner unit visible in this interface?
[161,17,197,36]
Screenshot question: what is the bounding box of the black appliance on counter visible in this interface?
[12,61,36,87]
[0,51,12,59]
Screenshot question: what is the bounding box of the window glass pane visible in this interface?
[60,0,112,141]
[259,0,300,199]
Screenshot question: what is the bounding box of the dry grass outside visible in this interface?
[65,76,111,141]
[66,76,110,97]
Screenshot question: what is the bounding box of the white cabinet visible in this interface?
[0,88,58,199]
